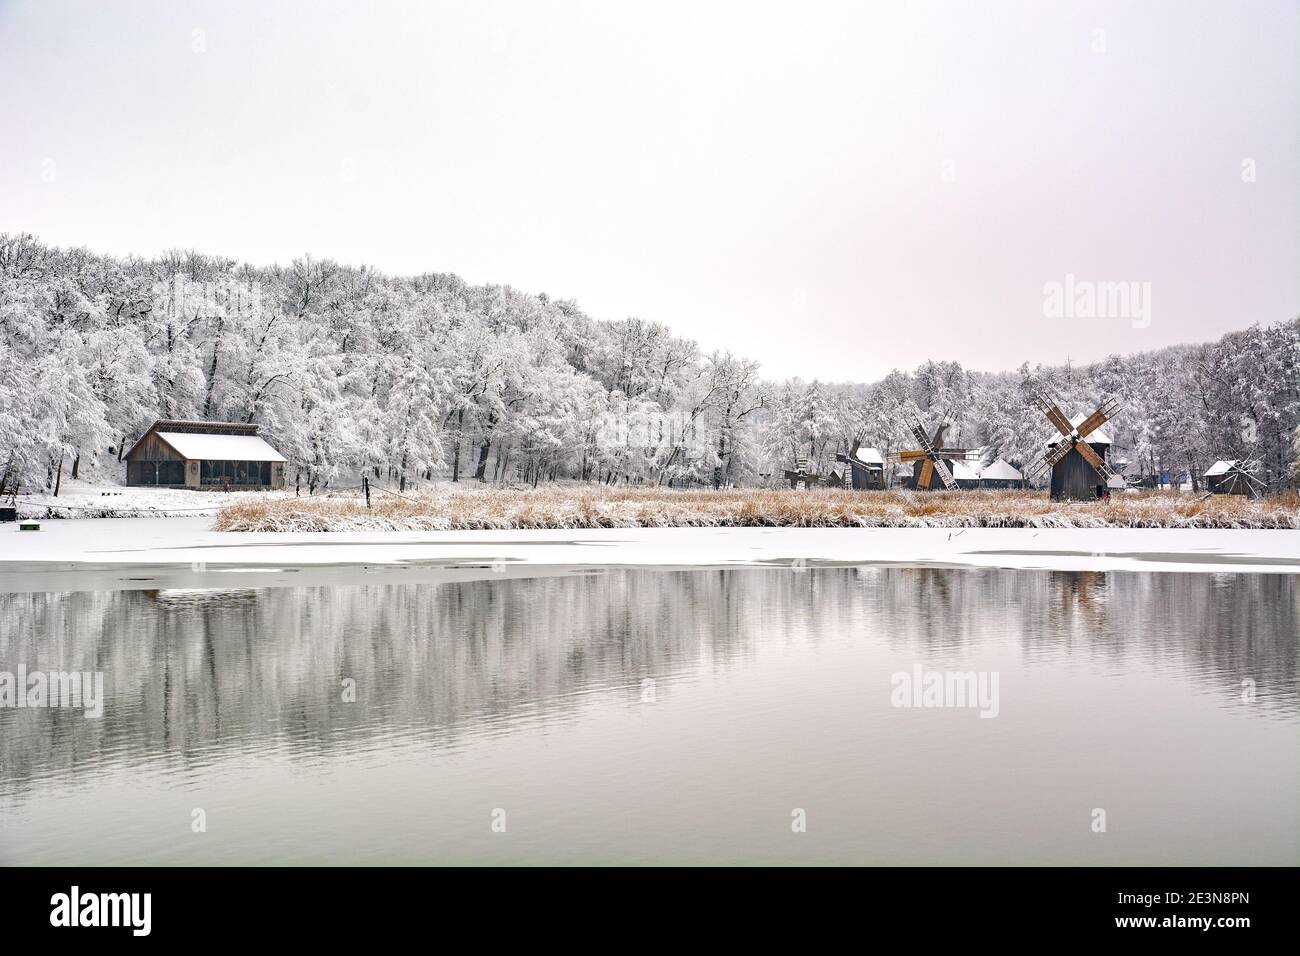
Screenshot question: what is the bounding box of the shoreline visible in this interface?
[1,519,1298,590]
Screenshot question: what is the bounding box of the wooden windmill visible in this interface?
[1024,393,1120,500]
[1205,458,1266,498]
[783,456,840,490]
[886,414,980,491]
[834,438,887,490]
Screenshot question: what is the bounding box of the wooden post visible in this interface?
[363,475,371,509]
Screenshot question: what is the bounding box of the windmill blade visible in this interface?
[1022,455,1050,482]
[1076,397,1121,440]
[910,423,932,449]
[930,456,957,490]
[1035,393,1075,437]
[1044,438,1074,468]
[888,449,929,463]
[917,458,934,490]
[930,420,950,448]
[936,448,983,460]
[1074,440,1116,482]
[1231,462,1267,492]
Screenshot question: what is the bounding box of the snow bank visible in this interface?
[1,518,1297,578]
[11,479,303,518]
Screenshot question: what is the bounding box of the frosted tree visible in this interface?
[0,234,1294,493]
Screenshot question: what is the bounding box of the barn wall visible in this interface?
[849,463,885,490]
[126,433,184,462]
[126,459,187,487]
[1050,443,1107,500]
[1209,474,1247,495]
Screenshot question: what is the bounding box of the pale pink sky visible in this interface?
[1,0,1295,379]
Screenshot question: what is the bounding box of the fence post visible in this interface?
[363,475,371,509]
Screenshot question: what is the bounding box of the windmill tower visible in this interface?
[1024,393,1120,500]
[834,438,887,490]
[886,414,980,491]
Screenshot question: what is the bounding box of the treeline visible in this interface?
[1,233,1297,494]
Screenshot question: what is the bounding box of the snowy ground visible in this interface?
[1,518,1297,589]
[10,479,297,517]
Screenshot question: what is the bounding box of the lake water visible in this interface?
[1,566,1296,865]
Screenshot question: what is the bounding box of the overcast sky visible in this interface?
[1,0,1295,380]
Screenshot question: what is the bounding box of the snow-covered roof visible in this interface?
[853,446,884,466]
[980,458,1023,481]
[951,460,981,481]
[1107,473,1128,489]
[1204,459,1237,477]
[1046,412,1112,446]
[156,431,287,462]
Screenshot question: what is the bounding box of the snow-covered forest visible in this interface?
[2,233,1298,495]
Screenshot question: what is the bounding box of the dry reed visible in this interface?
[215,486,1300,532]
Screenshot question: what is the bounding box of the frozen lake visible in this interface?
[1,558,1297,865]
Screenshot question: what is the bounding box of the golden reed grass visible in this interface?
[215,486,1300,532]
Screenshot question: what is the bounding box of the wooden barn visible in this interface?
[124,420,287,490]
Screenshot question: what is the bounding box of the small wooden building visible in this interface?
[979,458,1024,489]
[951,460,982,489]
[124,420,287,489]
[1047,414,1112,501]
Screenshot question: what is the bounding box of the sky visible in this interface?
[1,0,1296,381]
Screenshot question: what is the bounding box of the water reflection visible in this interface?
[1,568,1294,792]
[0,567,1296,865]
